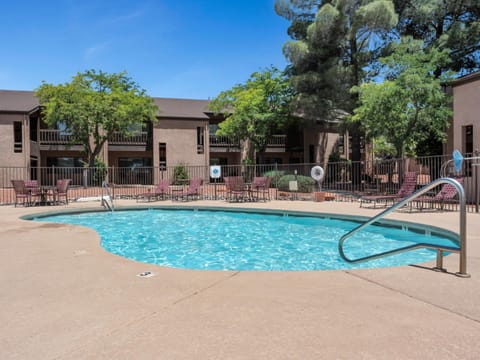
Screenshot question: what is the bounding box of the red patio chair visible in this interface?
[413,177,463,211]
[178,178,202,201]
[48,179,71,205]
[251,176,271,201]
[11,180,31,207]
[360,172,417,208]
[136,179,170,202]
[226,176,248,202]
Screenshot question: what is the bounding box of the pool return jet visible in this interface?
[338,151,470,278]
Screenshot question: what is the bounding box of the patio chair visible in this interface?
[178,178,202,201]
[412,177,463,211]
[360,171,417,208]
[136,179,170,202]
[11,180,31,207]
[24,180,42,205]
[48,179,71,205]
[226,176,249,202]
[250,176,272,201]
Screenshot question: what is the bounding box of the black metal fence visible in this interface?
[2,154,479,211]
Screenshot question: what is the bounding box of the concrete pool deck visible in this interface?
[1,200,479,359]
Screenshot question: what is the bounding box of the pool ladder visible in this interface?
[101,181,114,212]
[338,178,470,277]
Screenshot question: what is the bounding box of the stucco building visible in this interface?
[0,90,343,186]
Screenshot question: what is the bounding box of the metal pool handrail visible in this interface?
[338,178,470,277]
[101,181,114,211]
[440,155,480,177]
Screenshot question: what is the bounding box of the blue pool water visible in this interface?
[35,209,457,271]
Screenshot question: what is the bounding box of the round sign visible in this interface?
[310,166,324,181]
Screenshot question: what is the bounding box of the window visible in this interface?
[56,121,71,135]
[309,145,315,163]
[30,157,38,180]
[463,125,473,154]
[209,124,219,135]
[463,125,473,176]
[210,157,227,166]
[47,157,85,167]
[29,116,38,142]
[265,157,283,165]
[13,122,22,153]
[197,127,204,154]
[118,157,152,168]
[159,143,167,170]
[118,157,152,185]
[338,134,345,154]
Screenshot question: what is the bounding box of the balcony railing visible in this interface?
[40,130,284,148]
[209,135,286,148]
[39,130,148,146]
[109,131,148,145]
[39,130,79,144]
[209,135,240,148]
[267,135,286,147]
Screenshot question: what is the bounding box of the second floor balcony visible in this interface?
[209,135,240,148]
[209,134,286,149]
[39,130,148,146]
[39,130,287,152]
[108,131,148,145]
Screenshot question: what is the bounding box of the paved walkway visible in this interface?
[1,200,479,359]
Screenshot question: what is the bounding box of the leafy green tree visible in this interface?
[209,67,295,164]
[393,0,480,76]
[277,0,397,184]
[35,70,158,168]
[350,38,452,159]
[278,0,397,117]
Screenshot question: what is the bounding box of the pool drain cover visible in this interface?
[137,271,154,278]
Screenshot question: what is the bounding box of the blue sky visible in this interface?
[0,1,290,99]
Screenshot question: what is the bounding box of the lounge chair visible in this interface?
[412,177,463,211]
[11,180,31,207]
[178,178,202,201]
[136,179,170,202]
[250,176,272,201]
[360,171,417,208]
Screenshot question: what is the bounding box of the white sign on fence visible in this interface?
[289,180,298,191]
[210,165,221,179]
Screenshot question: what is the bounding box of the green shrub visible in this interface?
[93,157,107,184]
[173,164,189,185]
[277,175,315,192]
[263,170,285,187]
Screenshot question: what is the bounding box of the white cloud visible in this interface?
[105,9,144,25]
[83,42,109,61]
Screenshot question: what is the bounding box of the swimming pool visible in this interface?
[34,208,458,271]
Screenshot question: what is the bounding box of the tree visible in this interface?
[209,67,295,164]
[278,0,397,117]
[274,0,321,41]
[277,0,397,185]
[393,0,480,76]
[350,38,452,159]
[35,70,158,168]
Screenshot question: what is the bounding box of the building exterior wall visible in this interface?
[451,72,480,203]
[0,113,29,167]
[452,74,480,154]
[152,119,209,168]
[303,126,341,166]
